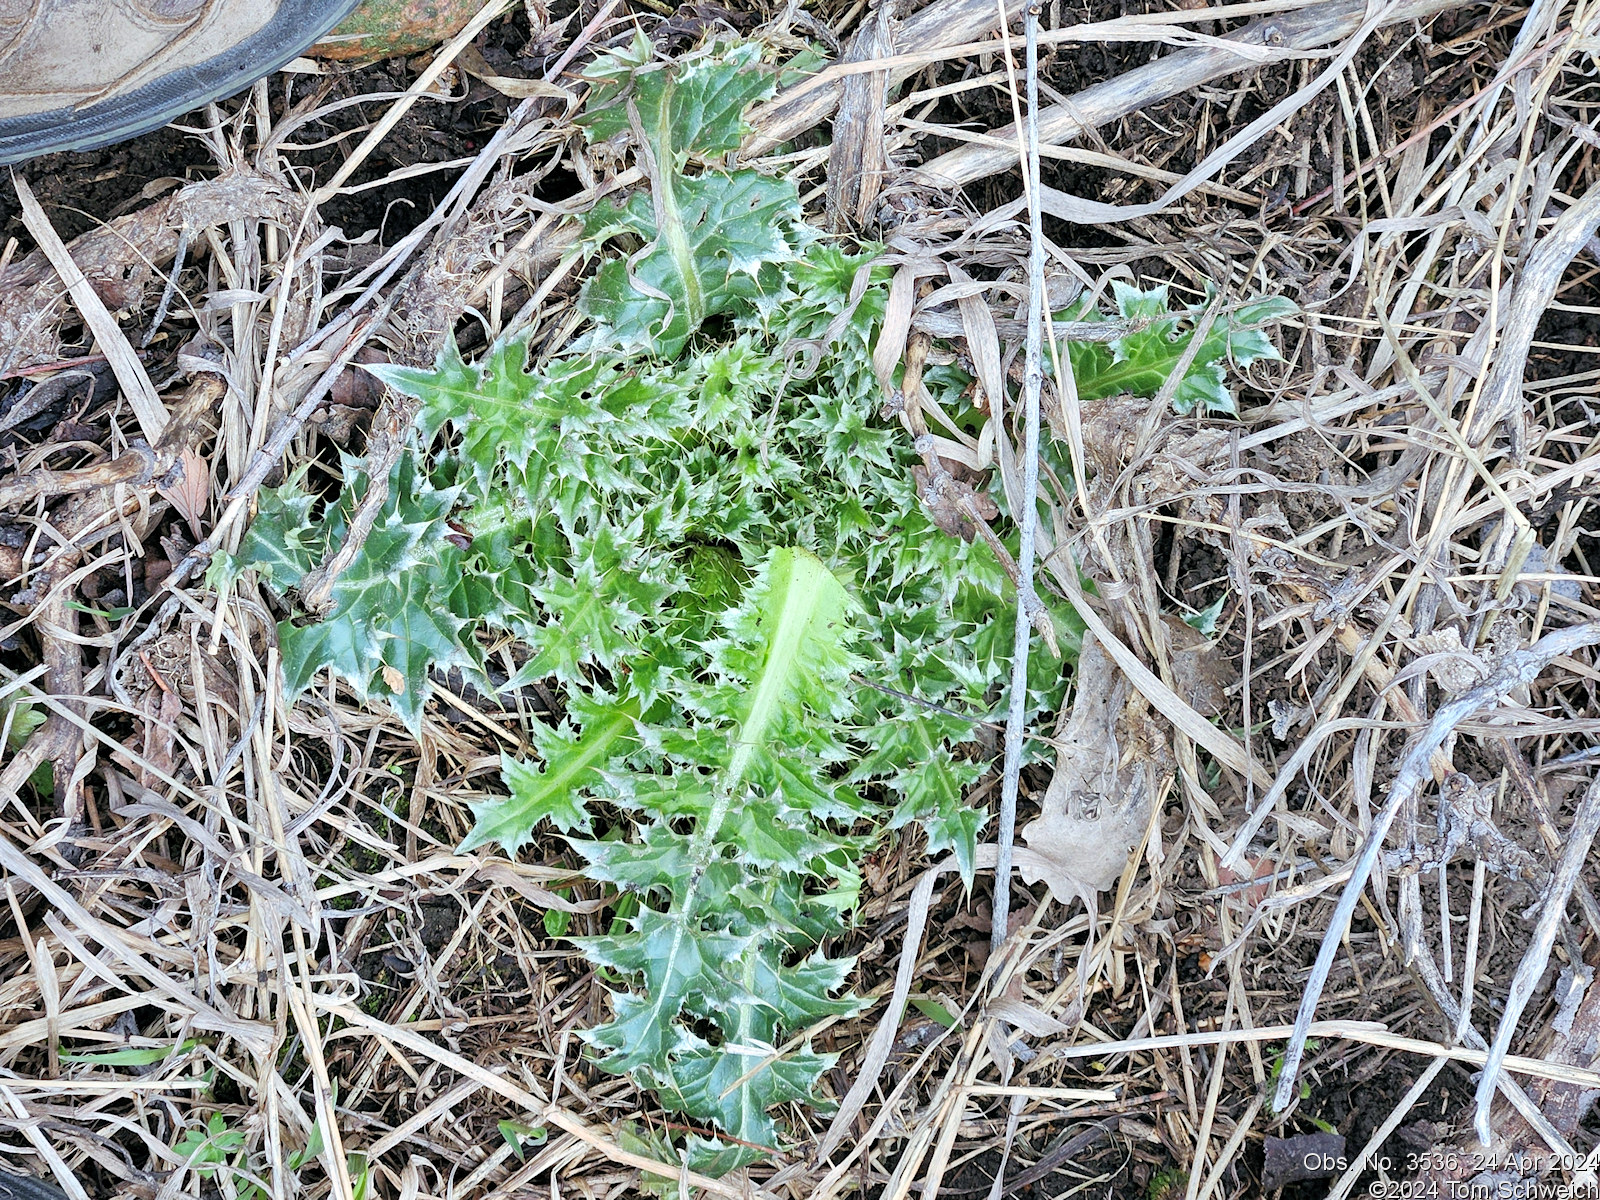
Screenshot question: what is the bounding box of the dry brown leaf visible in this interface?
[157,446,210,541]
[474,860,609,913]
[1165,614,1232,718]
[133,659,182,789]
[988,996,1072,1038]
[1019,630,1173,908]
[457,44,575,100]
[912,461,999,541]
[871,262,920,393]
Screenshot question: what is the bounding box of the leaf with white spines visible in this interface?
[581,172,801,357]
[1059,282,1295,415]
[662,1042,833,1149]
[374,334,616,494]
[576,37,800,356]
[256,452,478,734]
[234,478,321,584]
[580,907,755,1077]
[462,695,641,853]
[579,38,776,164]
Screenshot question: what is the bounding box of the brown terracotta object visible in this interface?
[312,0,483,62]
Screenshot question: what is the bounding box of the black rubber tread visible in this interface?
[0,1173,70,1200]
[0,0,365,165]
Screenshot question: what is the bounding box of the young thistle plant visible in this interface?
[233,33,1290,1180]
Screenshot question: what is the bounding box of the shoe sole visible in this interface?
[0,1174,69,1200]
[0,0,365,166]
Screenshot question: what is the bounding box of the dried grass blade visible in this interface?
[1474,771,1600,1141]
[1050,568,1273,789]
[816,843,1065,1165]
[1273,620,1600,1112]
[0,1081,88,1200]
[991,0,1048,957]
[872,263,920,392]
[12,174,167,442]
[916,0,1464,192]
[0,829,273,1054]
[748,0,1026,154]
[319,1002,757,1198]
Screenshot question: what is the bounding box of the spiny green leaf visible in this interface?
[374,334,616,493]
[712,546,861,791]
[755,952,864,1028]
[576,824,705,905]
[579,38,776,164]
[885,740,988,891]
[746,752,869,823]
[260,452,476,734]
[661,1043,832,1150]
[235,476,322,585]
[1062,283,1295,416]
[581,172,801,357]
[576,35,798,356]
[683,1137,765,1179]
[613,1124,765,1198]
[677,542,750,620]
[463,697,641,853]
[512,523,677,688]
[718,800,831,871]
[581,908,753,1075]
[568,546,865,1150]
